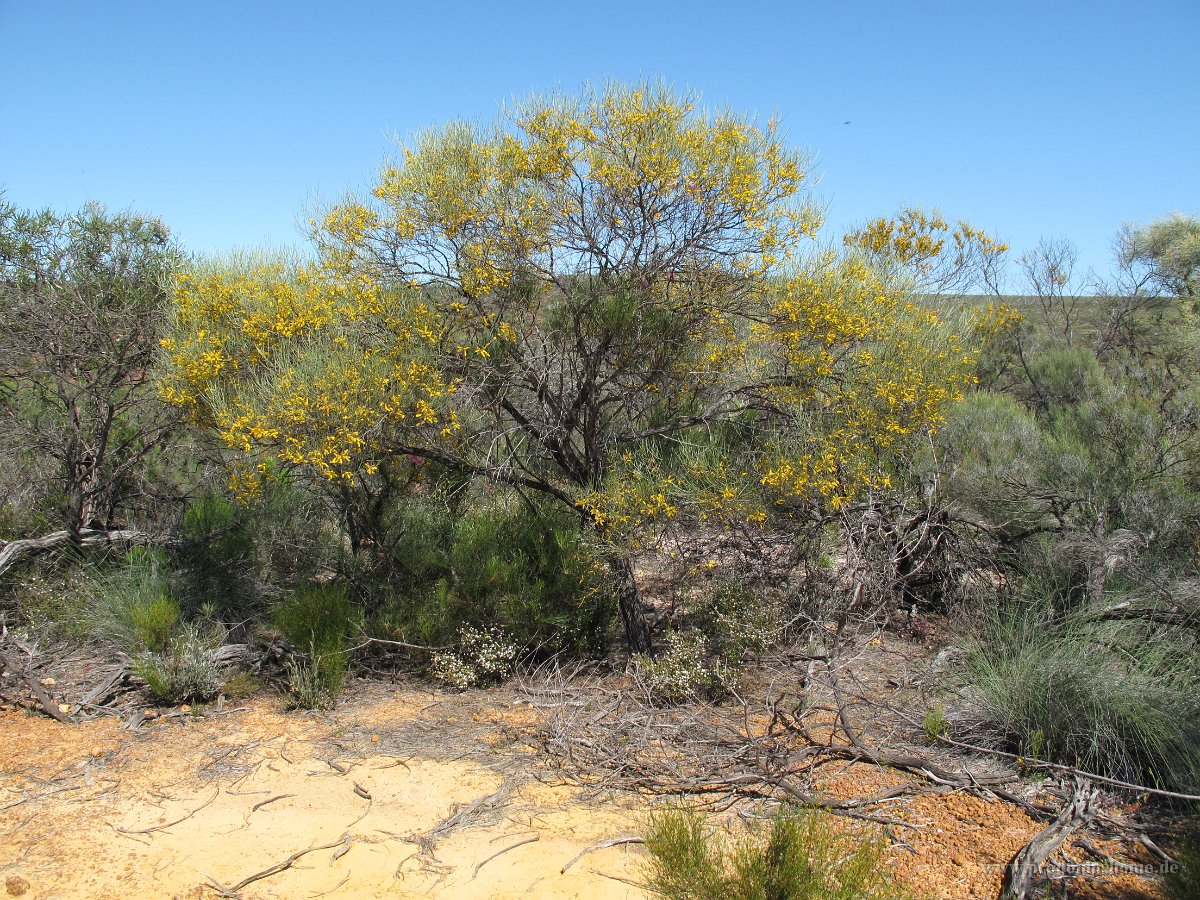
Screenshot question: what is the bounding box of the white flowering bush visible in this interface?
[635,632,733,705]
[431,624,519,690]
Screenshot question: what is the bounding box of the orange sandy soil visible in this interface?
[0,686,1170,899]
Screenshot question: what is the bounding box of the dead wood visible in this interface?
[249,793,294,813]
[560,837,645,874]
[1000,778,1098,900]
[472,834,539,878]
[0,528,151,579]
[203,833,348,897]
[0,648,72,724]
[113,787,219,835]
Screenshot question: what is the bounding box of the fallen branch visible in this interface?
[249,793,295,813]
[0,528,151,579]
[472,834,539,878]
[204,833,349,897]
[114,788,219,835]
[561,837,645,874]
[1000,778,1098,900]
[0,649,72,724]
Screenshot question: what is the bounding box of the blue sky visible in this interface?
[2,0,1196,284]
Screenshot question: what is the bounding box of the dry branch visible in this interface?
[560,837,645,874]
[204,833,349,897]
[472,834,539,878]
[1000,778,1098,899]
[0,528,150,579]
[114,788,219,835]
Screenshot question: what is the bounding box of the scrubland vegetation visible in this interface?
[2,83,1198,897]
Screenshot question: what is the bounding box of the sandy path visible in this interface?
[0,693,648,899]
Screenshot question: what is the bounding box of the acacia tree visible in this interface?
[0,200,180,548]
[162,85,998,649]
[1118,212,1200,300]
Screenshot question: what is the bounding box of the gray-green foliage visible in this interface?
[85,550,181,653]
[133,621,223,704]
[634,579,780,705]
[0,198,180,535]
[963,601,1200,791]
[1119,212,1200,300]
[643,806,907,900]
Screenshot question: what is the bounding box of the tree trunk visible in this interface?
[612,556,652,654]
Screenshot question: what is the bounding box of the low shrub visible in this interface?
[133,621,223,704]
[272,583,360,708]
[430,624,519,690]
[85,549,180,653]
[634,631,732,705]
[962,603,1200,791]
[369,492,614,655]
[643,806,907,900]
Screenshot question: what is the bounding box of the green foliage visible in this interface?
[175,494,256,617]
[1119,212,1200,300]
[963,602,1200,791]
[220,671,262,700]
[430,625,519,690]
[0,199,180,534]
[85,549,181,653]
[635,632,731,705]
[370,491,614,654]
[272,583,360,708]
[643,806,907,900]
[923,703,947,744]
[133,621,223,704]
[691,579,780,664]
[1166,814,1200,900]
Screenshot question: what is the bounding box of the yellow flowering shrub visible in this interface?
[159,258,463,495]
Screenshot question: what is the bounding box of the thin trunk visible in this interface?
[612,556,652,654]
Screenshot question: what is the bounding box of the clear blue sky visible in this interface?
[2,0,1196,284]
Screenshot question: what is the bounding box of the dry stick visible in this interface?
[560,837,645,874]
[0,651,72,724]
[250,793,295,813]
[330,833,352,863]
[205,834,349,897]
[1000,778,1098,900]
[311,873,351,897]
[114,788,220,835]
[70,666,127,717]
[472,834,540,878]
[588,867,646,888]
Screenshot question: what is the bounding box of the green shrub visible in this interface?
[1166,814,1200,900]
[691,579,780,664]
[635,631,731,705]
[128,593,181,653]
[85,549,180,653]
[643,806,907,900]
[133,621,223,704]
[174,494,256,617]
[370,492,614,654]
[963,604,1200,791]
[272,583,360,708]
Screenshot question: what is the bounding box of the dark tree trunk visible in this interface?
[612,556,652,654]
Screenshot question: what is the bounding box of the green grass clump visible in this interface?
[272,583,360,708]
[964,605,1200,792]
[643,807,907,900]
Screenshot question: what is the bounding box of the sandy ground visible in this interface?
[0,692,648,899]
[0,683,1171,900]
